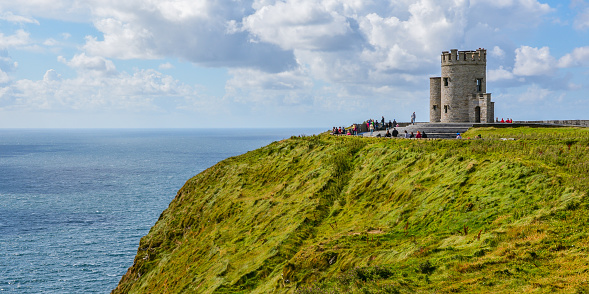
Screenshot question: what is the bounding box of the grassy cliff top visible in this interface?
[113,126,589,293]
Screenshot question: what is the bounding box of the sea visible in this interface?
[0,128,323,293]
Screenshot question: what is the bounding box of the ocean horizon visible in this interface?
[0,128,324,293]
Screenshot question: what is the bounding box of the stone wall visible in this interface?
[513,120,589,127]
[430,77,441,123]
[469,93,494,123]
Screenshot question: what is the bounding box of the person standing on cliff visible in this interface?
[411,112,416,125]
[392,128,399,137]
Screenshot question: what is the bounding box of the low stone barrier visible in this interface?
[513,120,589,127]
[474,120,589,128]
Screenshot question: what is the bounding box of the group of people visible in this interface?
[365,116,400,136]
[331,125,357,136]
[329,111,492,140]
[496,117,513,123]
[331,112,417,137]
[379,128,428,139]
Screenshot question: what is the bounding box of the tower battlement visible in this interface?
[441,48,486,65]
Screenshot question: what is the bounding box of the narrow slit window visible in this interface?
[443,77,449,87]
[476,78,483,92]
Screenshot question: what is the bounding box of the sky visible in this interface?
[0,0,588,128]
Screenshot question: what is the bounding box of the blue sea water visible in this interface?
[0,128,322,293]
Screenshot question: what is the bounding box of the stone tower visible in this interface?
[430,48,494,123]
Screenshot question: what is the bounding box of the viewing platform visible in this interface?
[360,120,589,139]
[364,122,473,139]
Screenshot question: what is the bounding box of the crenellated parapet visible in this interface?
[441,48,486,66]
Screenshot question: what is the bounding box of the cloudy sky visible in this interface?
[0,0,587,128]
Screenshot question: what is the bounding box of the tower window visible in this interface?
[444,105,448,113]
[443,77,449,87]
[476,78,483,92]
[433,105,437,110]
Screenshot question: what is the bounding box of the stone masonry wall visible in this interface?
[430,77,441,123]
[486,101,495,123]
[468,93,494,123]
[514,120,589,127]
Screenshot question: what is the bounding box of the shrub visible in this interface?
[417,260,436,275]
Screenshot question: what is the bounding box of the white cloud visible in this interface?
[558,46,589,67]
[513,46,556,76]
[0,52,18,73]
[0,30,32,48]
[81,1,296,73]
[43,69,61,82]
[568,82,582,90]
[469,0,552,28]
[574,7,589,30]
[0,12,39,24]
[0,67,200,112]
[0,1,91,23]
[84,18,159,60]
[491,46,505,58]
[518,84,552,102]
[0,69,11,84]
[59,53,117,76]
[358,8,456,73]
[159,62,174,70]
[242,1,355,51]
[155,0,211,21]
[43,38,60,46]
[226,67,314,104]
[488,66,514,81]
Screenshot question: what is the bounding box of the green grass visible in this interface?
[112,127,589,293]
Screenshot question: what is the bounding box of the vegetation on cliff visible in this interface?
[113,127,589,293]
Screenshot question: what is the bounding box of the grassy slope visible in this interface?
[113,127,589,294]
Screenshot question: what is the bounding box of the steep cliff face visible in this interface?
[113,128,589,293]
